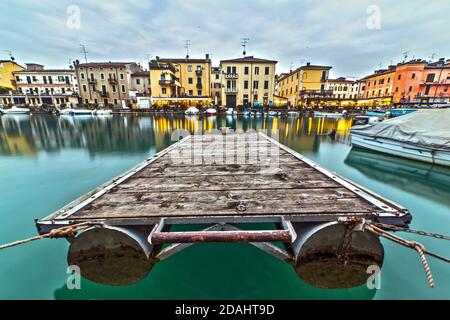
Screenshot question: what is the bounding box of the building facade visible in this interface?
[157,55,212,98]
[277,63,332,107]
[75,61,142,108]
[219,56,277,108]
[0,60,25,90]
[211,67,222,105]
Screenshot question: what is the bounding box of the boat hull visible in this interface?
[351,133,450,167]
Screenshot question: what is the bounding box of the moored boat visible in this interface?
[351,109,450,167]
[0,106,31,115]
[185,106,199,115]
[58,108,94,116]
[204,108,217,116]
[94,109,113,116]
[314,111,343,118]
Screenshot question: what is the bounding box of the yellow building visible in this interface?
[0,60,25,90]
[156,54,212,98]
[277,63,332,107]
[219,56,277,108]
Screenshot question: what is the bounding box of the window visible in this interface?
[387,78,391,83]
[244,81,249,89]
[189,90,193,96]
[121,85,126,93]
[412,73,416,79]
[255,67,259,75]
[290,87,293,94]
[395,87,399,92]
[162,88,167,94]
[120,73,124,80]
[264,81,269,90]
[83,85,87,92]
[398,75,401,80]
[244,67,249,75]
[101,73,105,80]
[112,85,116,93]
[426,73,436,82]
[253,81,259,89]
[81,73,85,80]
[408,86,413,92]
[254,94,258,101]
[188,65,193,72]
[215,74,219,80]
[197,90,202,96]
[188,78,193,84]
[265,67,270,75]
[136,79,141,85]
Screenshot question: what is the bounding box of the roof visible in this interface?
[75,62,137,68]
[299,64,332,70]
[14,69,74,74]
[220,56,277,64]
[0,60,25,68]
[158,58,210,64]
[361,68,396,80]
[131,71,150,77]
[328,78,355,84]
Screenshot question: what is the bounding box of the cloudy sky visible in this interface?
[1,0,449,78]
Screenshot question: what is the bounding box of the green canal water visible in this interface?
[0,114,449,299]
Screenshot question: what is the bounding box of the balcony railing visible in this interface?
[159,80,174,85]
[224,73,238,79]
[88,78,97,84]
[195,69,202,76]
[108,78,118,84]
[196,83,203,89]
[225,88,238,93]
[99,91,109,97]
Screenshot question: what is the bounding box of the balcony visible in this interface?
[195,69,202,76]
[88,78,97,84]
[99,91,109,97]
[196,83,203,89]
[420,80,449,86]
[108,78,118,84]
[225,87,238,93]
[159,80,174,86]
[224,73,238,79]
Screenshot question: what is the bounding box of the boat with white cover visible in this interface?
[351,109,450,167]
[0,107,31,115]
[185,107,199,115]
[58,108,94,116]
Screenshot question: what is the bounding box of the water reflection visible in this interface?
[345,147,450,207]
[0,114,353,157]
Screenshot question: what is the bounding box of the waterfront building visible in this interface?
[75,61,142,108]
[277,63,332,107]
[0,60,25,90]
[219,56,277,108]
[211,67,222,105]
[157,55,212,98]
[7,63,78,107]
[359,66,396,106]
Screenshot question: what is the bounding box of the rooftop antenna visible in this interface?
[68,59,74,69]
[241,38,249,56]
[429,53,436,62]
[184,40,191,59]
[289,62,294,72]
[402,51,409,63]
[80,44,88,63]
[2,50,15,61]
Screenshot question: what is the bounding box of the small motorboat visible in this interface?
[313,111,342,118]
[352,116,381,126]
[287,111,300,117]
[204,108,217,116]
[268,111,280,116]
[58,108,94,116]
[226,108,235,115]
[0,106,31,115]
[351,109,450,167]
[94,109,113,116]
[388,108,418,118]
[185,107,199,115]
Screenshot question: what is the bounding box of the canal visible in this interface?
[0,114,449,299]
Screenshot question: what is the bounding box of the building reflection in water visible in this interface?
[0,114,353,157]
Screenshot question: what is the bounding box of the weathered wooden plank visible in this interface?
[117,172,340,192]
[66,188,375,220]
[133,163,318,177]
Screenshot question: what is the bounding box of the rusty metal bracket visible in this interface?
[148,216,297,245]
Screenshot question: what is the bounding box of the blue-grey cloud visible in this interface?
[1,0,448,78]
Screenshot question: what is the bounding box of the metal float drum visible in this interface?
[293,221,384,289]
[68,226,154,286]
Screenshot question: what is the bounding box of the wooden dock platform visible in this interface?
[35,132,412,288]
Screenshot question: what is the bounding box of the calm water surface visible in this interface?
[0,114,449,299]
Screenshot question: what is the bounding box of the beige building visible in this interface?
[211,67,222,105]
[156,55,212,98]
[277,63,332,107]
[327,77,360,100]
[219,56,277,108]
[75,61,142,108]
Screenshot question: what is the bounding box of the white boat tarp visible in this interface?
[351,109,450,151]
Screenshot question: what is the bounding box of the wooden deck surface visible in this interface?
[40,132,408,224]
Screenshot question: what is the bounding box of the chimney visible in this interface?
[26,63,44,71]
[306,62,311,66]
[206,53,210,60]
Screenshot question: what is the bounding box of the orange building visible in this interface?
[360,58,450,105]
